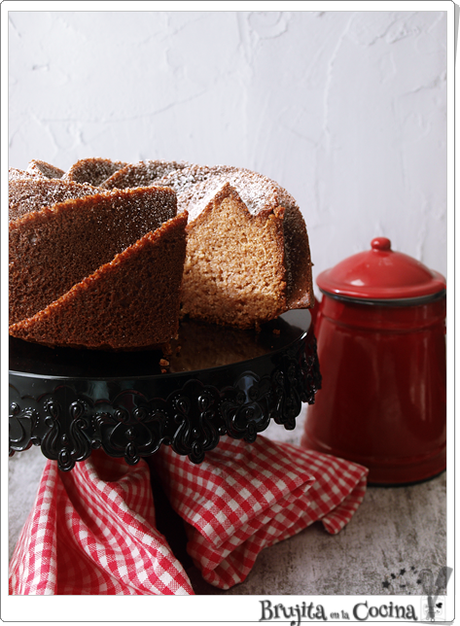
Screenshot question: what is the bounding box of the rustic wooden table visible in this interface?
[9,408,447,596]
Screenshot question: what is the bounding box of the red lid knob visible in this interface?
[371,237,391,251]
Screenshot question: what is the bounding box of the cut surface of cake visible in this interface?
[155,163,314,328]
[179,183,288,328]
[9,156,314,349]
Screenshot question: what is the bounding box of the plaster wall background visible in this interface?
[8,9,448,289]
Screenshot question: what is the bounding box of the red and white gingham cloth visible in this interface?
[9,436,368,595]
[151,435,368,589]
[8,450,194,595]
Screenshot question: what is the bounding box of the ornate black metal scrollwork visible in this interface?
[270,362,302,431]
[167,380,224,463]
[39,396,93,471]
[220,373,272,442]
[9,401,40,454]
[94,393,169,465]
[9,313,321,470]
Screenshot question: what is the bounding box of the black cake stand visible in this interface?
[9,310,321,471]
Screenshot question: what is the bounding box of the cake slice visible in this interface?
[9,213,188,351]
[9,186,177,325]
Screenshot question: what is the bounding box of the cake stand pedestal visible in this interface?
[9,310,321,471]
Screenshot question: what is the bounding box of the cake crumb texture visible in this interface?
[180,183,287,329]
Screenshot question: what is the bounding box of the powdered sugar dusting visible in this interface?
[26,160,65,179]
[9,168,42,181]
[100,159,191,190]
[9,179,103,221]
[10,159,299,224]
[156,164,299,222]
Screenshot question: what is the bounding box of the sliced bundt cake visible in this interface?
[9,156,314,348]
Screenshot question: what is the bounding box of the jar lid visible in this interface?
[317,237,446,301]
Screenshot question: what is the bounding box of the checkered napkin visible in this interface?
[9,437,368,595]
[150,435,369,589]
[8,450,194,595]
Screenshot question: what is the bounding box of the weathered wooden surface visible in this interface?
[187,471,446,595]
[9,410,447,595]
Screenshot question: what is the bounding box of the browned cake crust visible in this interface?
[9,186,177,326]
[62,157,128,186]
[26,159,65,179]
[100,159,190,190]
[9,213,188,350]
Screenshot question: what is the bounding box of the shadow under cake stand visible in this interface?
[9,310,321,471]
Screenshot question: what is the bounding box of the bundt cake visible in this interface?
[9,157,313,350]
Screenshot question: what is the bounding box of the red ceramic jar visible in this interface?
[302,237,446,485]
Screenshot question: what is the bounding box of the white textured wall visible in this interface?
[8,10,448,287]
